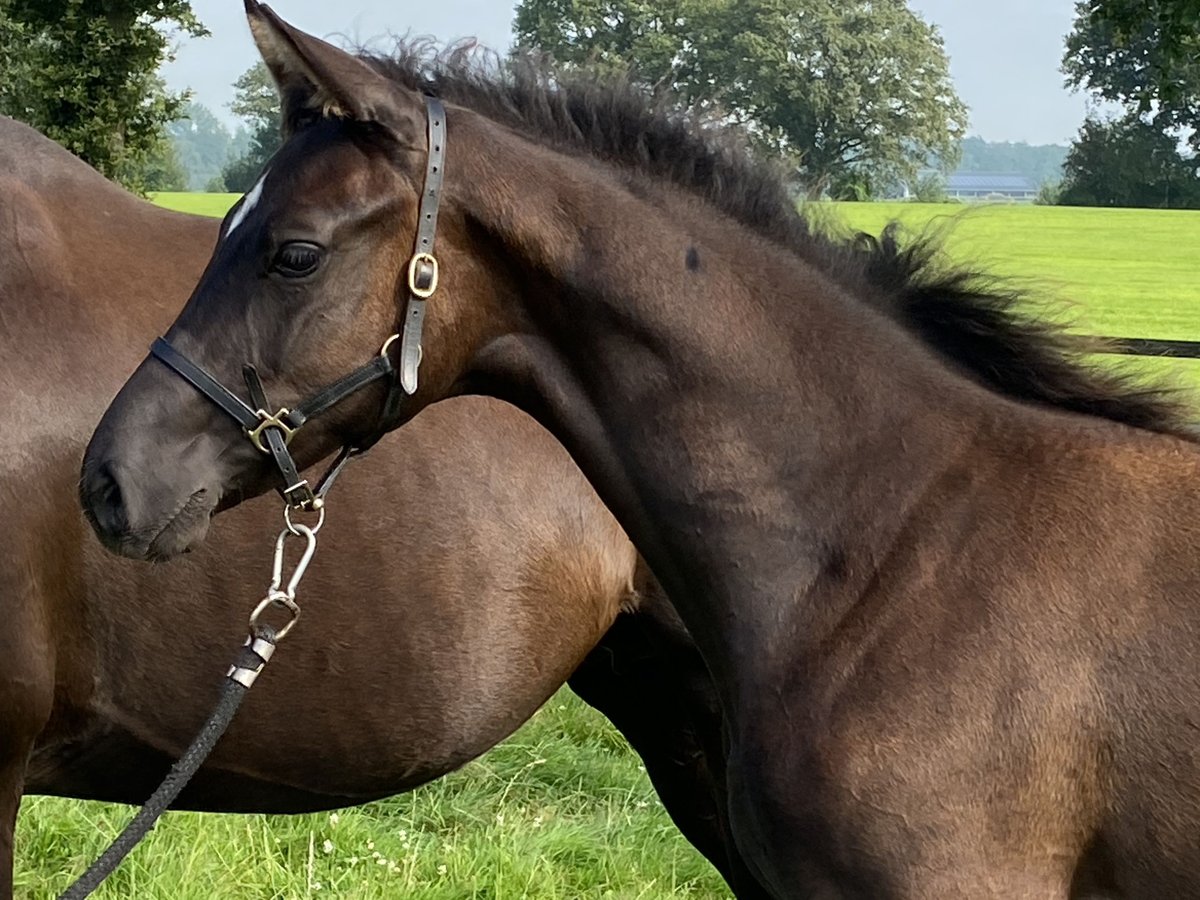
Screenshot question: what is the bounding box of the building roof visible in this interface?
[946,172,1036,192]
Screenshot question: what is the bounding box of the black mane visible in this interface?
[363,43,1195,439]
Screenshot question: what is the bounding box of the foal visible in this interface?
[83,5,1200,897]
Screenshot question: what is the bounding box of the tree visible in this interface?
[169,102,233,190]
[217,62,283,191]
[229,60,282,138]
[0,0,207,190]
[513,0,967,196]
[140,132,189,191]
[957,137,1068,189]
[1058,113,1200,209]
[1063,0,1200,151]
[514,0,700,87]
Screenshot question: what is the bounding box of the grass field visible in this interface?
[19,195,1198,899]
[154,191,243,219]
[825,201,1200,390]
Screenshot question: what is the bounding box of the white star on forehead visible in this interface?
[225,170,269,237]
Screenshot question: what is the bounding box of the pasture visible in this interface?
[18,196,1200,899]
[828,201,1200,390]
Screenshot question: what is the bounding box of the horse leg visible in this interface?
[0,748,33,900]
[0,572,56,900]
[568,585,770,899]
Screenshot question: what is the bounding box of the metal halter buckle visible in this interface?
[246,408,296,454]
[407,252,439,299]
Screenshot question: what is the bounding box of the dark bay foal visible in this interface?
[0,115,758,898]
[83,4,1200,897]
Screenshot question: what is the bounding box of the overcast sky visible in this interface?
[163,0,1093,146]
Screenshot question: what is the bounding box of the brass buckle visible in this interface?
[247,408,296,454]
[407,252,439,299]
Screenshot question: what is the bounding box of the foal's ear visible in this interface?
[243,0,422,143]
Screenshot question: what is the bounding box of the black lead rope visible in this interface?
[58,632,278,900]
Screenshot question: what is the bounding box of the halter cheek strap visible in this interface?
[147,94,447,509]
[397,96,446,396]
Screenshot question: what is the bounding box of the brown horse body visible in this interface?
[0,115,762,898]
[81,6,1200,898]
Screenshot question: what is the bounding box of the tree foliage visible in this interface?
[513,0,967,196]
[168,102,233,190]
[217,61,282,191]
[957,137,1068,189]
[140,129,189,191]
[1058,113,1200,209]
[1063,0,1200,151]
[0,0,207,190]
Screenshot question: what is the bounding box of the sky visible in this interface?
[163,0,1094,146]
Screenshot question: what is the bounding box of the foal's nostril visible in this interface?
[84,461,130,540]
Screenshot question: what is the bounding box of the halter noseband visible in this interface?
[148,95,447,510]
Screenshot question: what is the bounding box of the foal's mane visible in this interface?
[363,44,1195,439]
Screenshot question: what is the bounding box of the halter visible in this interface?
[148,96,447,510]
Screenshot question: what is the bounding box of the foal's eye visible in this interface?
[271,241,323,278]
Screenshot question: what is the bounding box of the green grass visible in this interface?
[17,695,725,899]
[20,195,1198,898]
[819,201,1200,391]
[823,202,1200,340]
[151,191,242,218]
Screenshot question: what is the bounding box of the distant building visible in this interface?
[944,172,1038,202]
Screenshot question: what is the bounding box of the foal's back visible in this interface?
[0,116,214,462]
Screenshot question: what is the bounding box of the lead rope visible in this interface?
[57,501,331,900]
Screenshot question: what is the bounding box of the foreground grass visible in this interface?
[17,693,727,899]
[26,195,1191,897]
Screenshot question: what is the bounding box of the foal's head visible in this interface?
[81,2,518,559]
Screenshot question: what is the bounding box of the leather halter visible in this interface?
[149,95,447,510]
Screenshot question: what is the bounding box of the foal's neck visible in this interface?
[457,123,994,694]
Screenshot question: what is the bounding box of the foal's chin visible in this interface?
[115,490,217,562]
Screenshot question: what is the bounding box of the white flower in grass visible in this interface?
[323,839,334,854]
[398,829,407,841]
[377,857,388,866]
[532,815,544,829]
[636,801,649,809]
[366,840,375,851]
[348,856,360,866]
[495,813,505,825]
[312,883,322,891]
[372,851,382,860]
[388,862,400,874]
[329,813,340,827]
[437,864,448,876]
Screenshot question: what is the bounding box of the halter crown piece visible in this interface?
[148,96,448,510]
